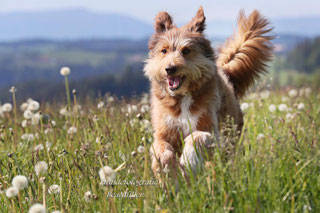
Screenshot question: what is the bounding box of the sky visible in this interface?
[1,0,320,23]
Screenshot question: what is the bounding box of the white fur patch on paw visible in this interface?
[179,131,213,175]
[180,140,202,174]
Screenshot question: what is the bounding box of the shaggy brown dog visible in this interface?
[144,6,273,176]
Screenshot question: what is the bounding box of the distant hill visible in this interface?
[0,9,319,40]
[0,9,153,40]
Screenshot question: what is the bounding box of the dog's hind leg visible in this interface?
[179,131,214,175]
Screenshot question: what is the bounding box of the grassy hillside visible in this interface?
[0,86,319,212]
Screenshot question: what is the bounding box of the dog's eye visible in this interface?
[182,48,191,55]
[161,49,167,54]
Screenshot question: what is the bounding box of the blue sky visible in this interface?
[1,0,320,22]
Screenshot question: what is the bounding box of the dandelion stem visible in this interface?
[64,76,71,110]
[42,183,46,208]
[18,191,23,213]
[11,87,17,150]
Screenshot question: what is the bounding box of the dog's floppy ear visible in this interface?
[185,6,206,33]
[154,11,174,33]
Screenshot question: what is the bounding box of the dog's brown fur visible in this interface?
[144,6,273,175]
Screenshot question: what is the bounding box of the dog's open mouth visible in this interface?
[167,76,185,91]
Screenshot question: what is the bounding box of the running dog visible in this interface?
[144,6,273,176]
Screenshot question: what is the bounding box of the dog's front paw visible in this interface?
[151,147,176,176]
[179,131,213,175]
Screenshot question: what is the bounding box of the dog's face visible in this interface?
[144,7,216,96]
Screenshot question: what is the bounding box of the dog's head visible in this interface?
[144,6,216,96]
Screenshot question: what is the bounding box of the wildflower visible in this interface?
[260,90,270,99]
[60,67,70,76]
[278,104,288,112]
[240,103,249,112]
[44,128,53,135]
[127,104,138,114]
[21,120,28,128]
[20,102,29,111]
[34,144,44,151]
[84,191,92,202]
[137,145,145,153]
[67,126,77,134]
[288,89,297,98]
[48,184,60,194]
[107,96,114,103]
[21,133,35,142]
[59,108,68,116]
[12,175,28,190]
[286,113,295,121]
[269,104,276,113]
[1,103,12,112]
[31,113,42,125]
[163,164,170,174]
[5,186,18,198]
[99,166,116,183]
[257,133,264,140]
[24,110,34,120]
[35,161,48,176]
[297,103,305,110]
[28,203,46,213]
[45,141,52,151]
[28,100,40,111]
[97,101,104,109]
[9,86,16,93]
[140,104,150,113]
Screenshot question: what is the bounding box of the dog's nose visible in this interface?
[165,66,177,75]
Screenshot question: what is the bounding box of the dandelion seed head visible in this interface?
[28,203,46,213]
[1,103,12,112]
[20,102,29,111]
[84,191,92,202]
[297,103,305,110]
[5,186,18,198]
[59,108,68,116]
[278,104,288,112]
[21,133,35,142]
[21,120,28,128]
[288,89,298,98]
[97,101,104,109]
[269,104,276,113]
[67,126,77,134]
[240,103,249,112]
[107,96,114,103]
[35,161,48,176]
[34,144,44,151]
[28,100,40,111]
[286,113,295,121]
[12,175,28,190]
[137,145,145,153]
[260,90,270,99]
[60,67,70,76]
[99,166,116,183]
[31,113,42,125]
[24,110,34,120]
[48,184,60,194]
[257,133,264,140]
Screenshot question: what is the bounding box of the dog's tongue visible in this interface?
[168,76,182,89]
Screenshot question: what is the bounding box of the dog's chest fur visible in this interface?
[165,95,203,137]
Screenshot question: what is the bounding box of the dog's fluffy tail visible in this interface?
[217,10,274,98]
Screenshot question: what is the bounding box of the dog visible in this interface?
[143,6,273,176]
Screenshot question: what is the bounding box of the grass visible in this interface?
[0,86,319,212]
